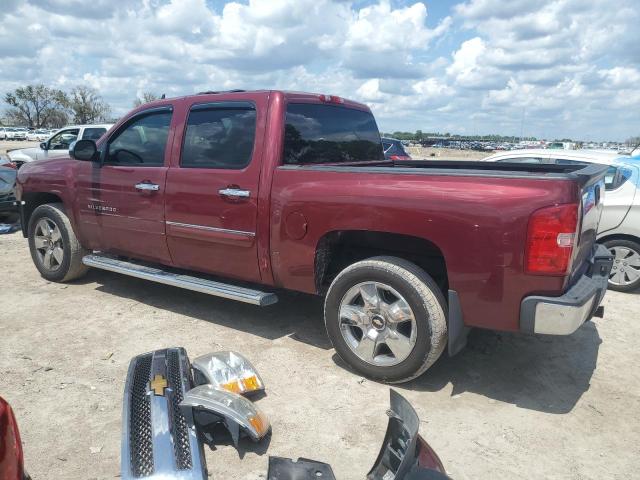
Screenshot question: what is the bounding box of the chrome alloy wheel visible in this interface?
[339,281,417,366]
[609,246,640,286]
[34,218,64,271]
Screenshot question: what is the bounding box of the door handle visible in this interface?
[219,188,250,198]
[135,182,159,192]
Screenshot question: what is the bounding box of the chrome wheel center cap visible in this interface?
[371,314,386,331]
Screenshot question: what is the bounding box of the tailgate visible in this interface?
[569,164,608,282]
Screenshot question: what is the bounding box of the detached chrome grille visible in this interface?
[129,354,154,477]
[122,348,206,480]
[167,349,192,470]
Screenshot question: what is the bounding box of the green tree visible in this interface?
[4,84,68,128]
[133,92,160,107]
[66,86,111,124]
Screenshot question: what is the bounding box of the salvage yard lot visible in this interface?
[1,233,639,479]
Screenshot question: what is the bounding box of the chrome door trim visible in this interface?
[165,221,255,237]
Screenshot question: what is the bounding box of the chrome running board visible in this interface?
[82,254,278,306]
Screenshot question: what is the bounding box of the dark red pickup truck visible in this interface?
[16,90,613,382]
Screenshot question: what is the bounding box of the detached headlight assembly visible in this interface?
[180,384,271,446]
[192,351,265,396]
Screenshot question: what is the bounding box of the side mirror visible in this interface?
[40,142,48,150]
[70,139,98,161]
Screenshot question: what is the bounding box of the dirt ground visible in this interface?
[405,146,489,161]
[1,231,639,480]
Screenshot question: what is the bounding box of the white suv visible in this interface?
[7,124,113,165]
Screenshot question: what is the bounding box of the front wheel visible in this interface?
[324,256,447,383]
[28,203,89,282]
[604,239,640,292]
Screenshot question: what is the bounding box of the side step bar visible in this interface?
[82,254,278,306]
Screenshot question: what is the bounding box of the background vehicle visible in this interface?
[484,149,640,291]
[0,157,18,221]
[11,128,28,141]
[7,124,112,166]
[381,137,412,160]
[26,129,50,142]
[0,396,29,480]
[0,127,8,140]
[16,90,612,382]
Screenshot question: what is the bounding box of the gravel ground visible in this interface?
[1,230,639,480]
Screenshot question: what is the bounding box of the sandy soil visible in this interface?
[406,147,490,161]
[1,229,639,480]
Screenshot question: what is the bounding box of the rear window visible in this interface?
[604,165,633,191]
[283,103,383,165]
[83,128,107,140]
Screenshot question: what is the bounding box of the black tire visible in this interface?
[324,256,447,383]
[28,203,89,282]
[603,239,640,292]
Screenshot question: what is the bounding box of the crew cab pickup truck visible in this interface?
[16,90,614,382]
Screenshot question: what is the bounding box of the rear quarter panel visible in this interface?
[270,168,578,331]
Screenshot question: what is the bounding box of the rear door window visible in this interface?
[283,103,383,165]
[181,103,256,169]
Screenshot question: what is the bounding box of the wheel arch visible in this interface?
[314,230,449,297]
[21,192,66,237]
[597,233,640,245]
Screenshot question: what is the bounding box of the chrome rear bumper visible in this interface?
[520,244,613,335]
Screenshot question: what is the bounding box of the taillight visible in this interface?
[389,155,411,160]
[526,203,579,275]
[0,161,17,169]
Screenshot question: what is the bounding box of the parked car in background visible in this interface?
[26,129,51,142]
[0,127,8,140]
[16,90,613,382]
[0,157,18,221]
[382,136,412,160]
[483,149,640,291]
[7,124,113,166]
[0,396,29,479]
[12,128,28,141]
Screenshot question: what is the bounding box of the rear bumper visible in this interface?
[520,244,613,335]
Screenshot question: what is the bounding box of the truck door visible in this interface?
[164,99,264,283]
[75,107,174,263]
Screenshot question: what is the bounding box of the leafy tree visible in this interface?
[66,86,111,124]
[133,92,160,107]
[4,84,68,128]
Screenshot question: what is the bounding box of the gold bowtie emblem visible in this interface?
[150,374,168,396]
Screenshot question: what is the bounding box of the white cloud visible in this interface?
[0,0,638,140]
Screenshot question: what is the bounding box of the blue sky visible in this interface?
[1,0,638,141]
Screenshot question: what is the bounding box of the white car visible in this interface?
[7,124,113,166]
[483,149,640,291]
[26,129,51,142]
[10,128,28,141]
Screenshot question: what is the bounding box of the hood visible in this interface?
[7,147,43,162]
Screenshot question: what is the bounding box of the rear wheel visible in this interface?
[28,203,89,282]
[604,239,640,292]
[324,256,447,383]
